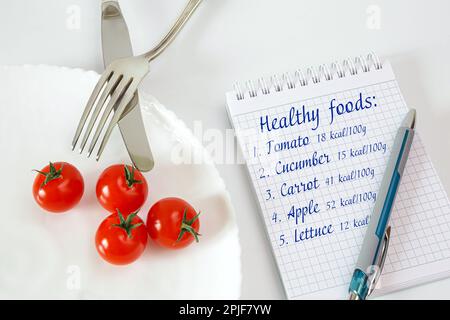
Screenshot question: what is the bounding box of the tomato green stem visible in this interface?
[33,162,64,187]
[177,208,201,243]
[124,165,142,188]
[112,209,142,238]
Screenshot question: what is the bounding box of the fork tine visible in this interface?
[78,73,121,153]
[72,70,112,149]
[95,83,139,160]
[87,78,131,157]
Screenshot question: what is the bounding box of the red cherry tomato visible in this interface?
[96,164,148,215]
[32,162,84,213]
[95,210,148,265]
[146,197,201,249]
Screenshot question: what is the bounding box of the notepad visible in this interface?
[226,55,450,299]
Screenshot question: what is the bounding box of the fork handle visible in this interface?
[143,0,203,62]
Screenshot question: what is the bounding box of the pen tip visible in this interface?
[403,109,416,129]
[410,109,416,129]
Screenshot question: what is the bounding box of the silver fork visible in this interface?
[72,0,203,160]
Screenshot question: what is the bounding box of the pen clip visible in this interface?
[367,226,391,296]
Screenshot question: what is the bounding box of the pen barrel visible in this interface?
[352,127,414,297]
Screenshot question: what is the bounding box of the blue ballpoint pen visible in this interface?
[348,109,416,300]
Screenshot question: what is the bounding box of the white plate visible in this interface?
[0,65,241,299]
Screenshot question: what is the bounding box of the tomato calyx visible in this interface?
[34,162,64,187]
[112,209,143,238]
[124,165,142,188]
[177,208,201,243]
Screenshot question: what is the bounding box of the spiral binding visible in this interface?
[233,53,382,100]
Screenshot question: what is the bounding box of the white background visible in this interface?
[1,0,450,299]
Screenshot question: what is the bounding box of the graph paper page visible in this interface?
[227,62,450,299]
